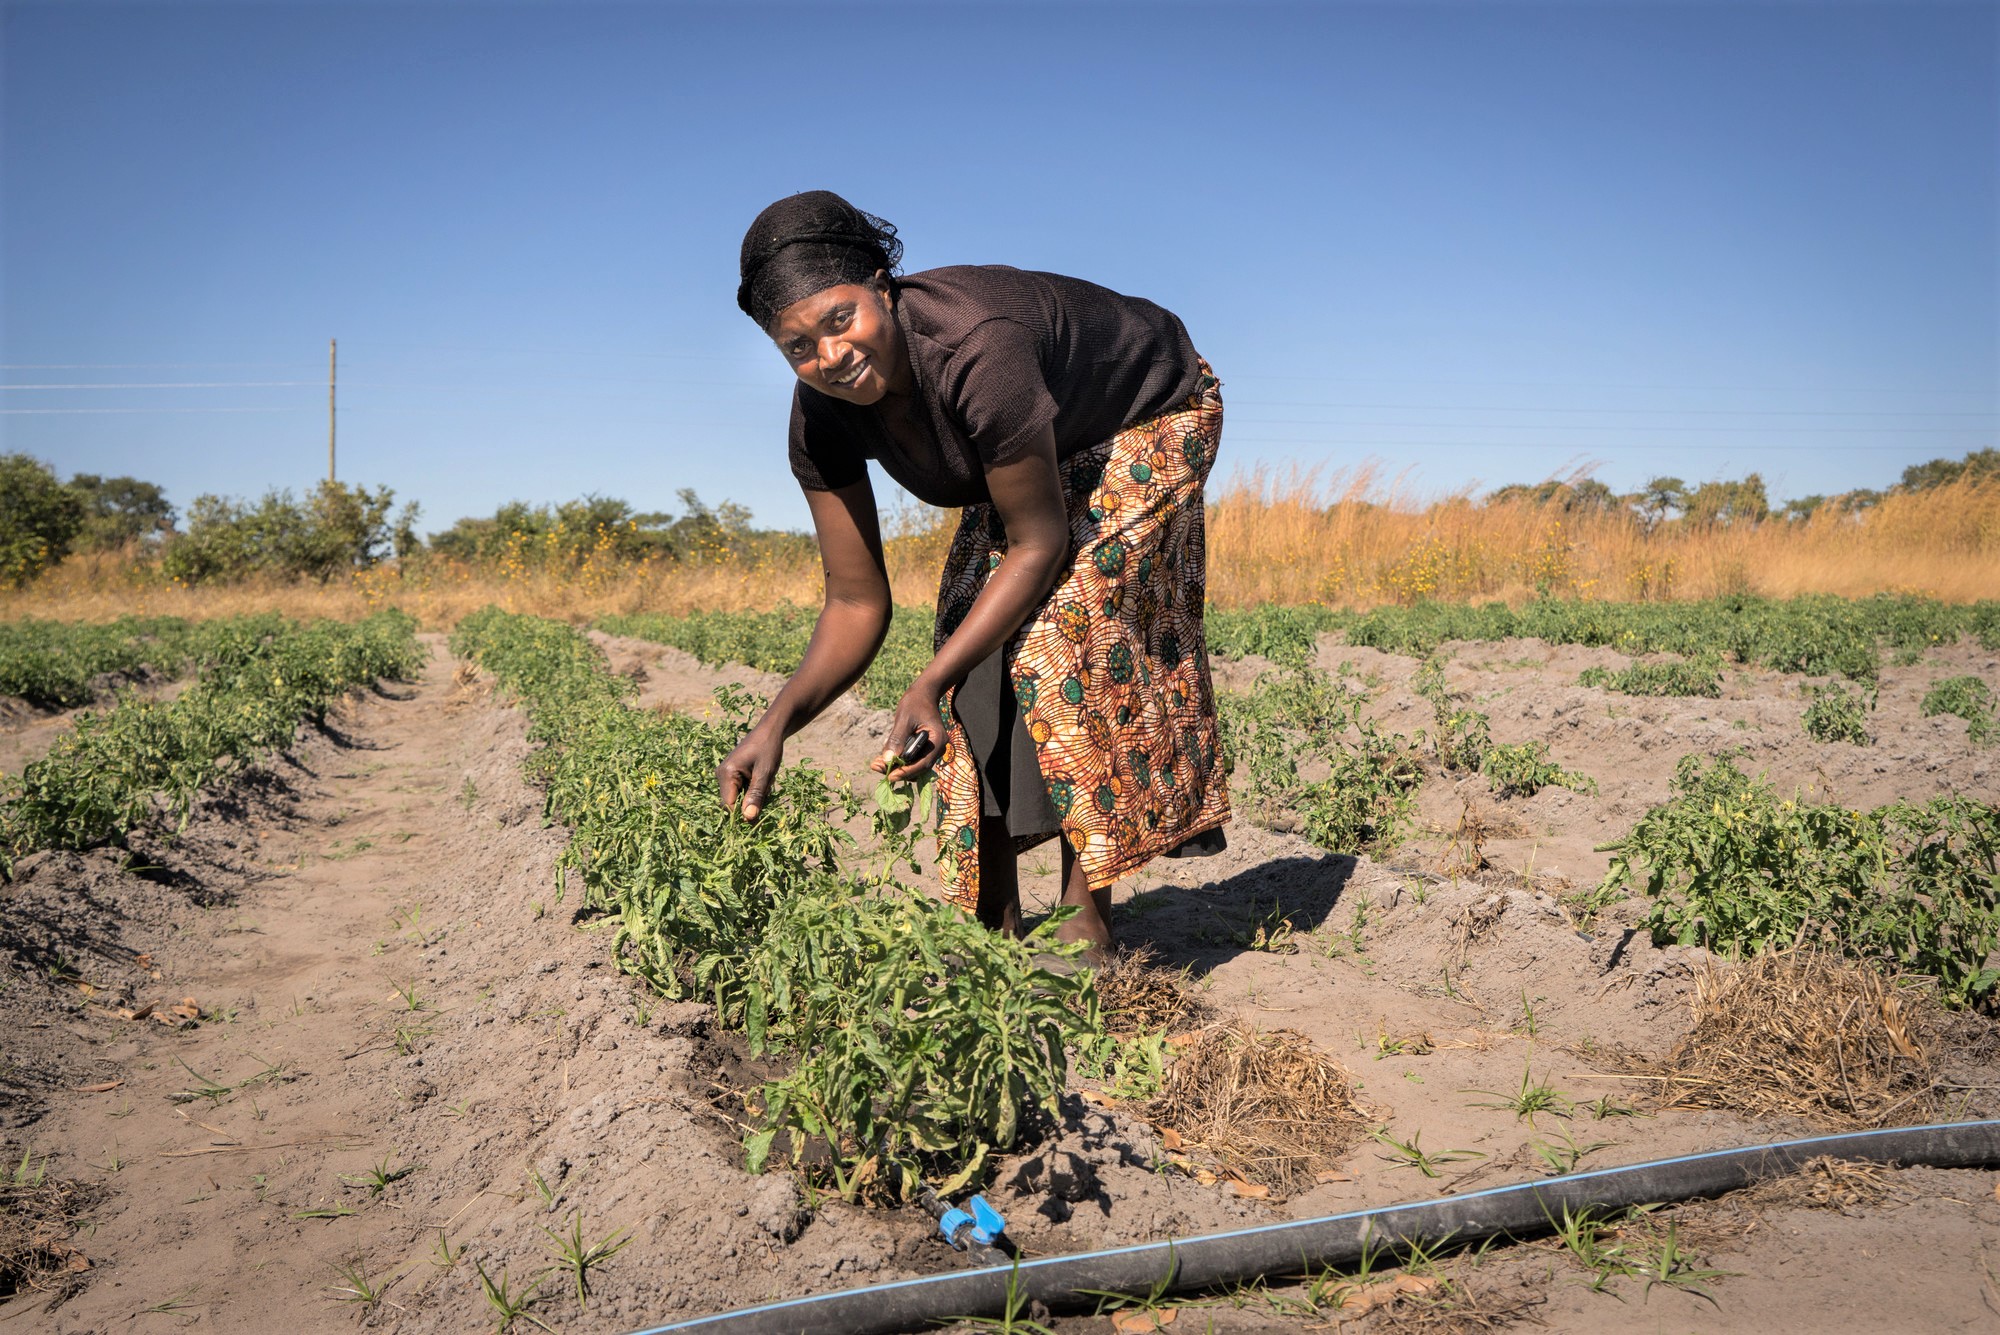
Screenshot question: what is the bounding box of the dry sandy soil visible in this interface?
[2,627,1998,1333]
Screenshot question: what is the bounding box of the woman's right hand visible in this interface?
[717,727,786,822]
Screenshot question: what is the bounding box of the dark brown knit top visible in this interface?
[787,265,1203,508]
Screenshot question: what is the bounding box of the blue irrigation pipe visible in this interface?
[624,1120,2000,1335]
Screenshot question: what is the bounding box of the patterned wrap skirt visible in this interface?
[930,362,1231,911]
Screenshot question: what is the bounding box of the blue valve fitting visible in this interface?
[937,1194,1007,1250]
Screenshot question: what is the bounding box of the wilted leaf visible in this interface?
[1333,1274,1439,1318]
[1159,1126,1183,1150]
[1111,1307,1177,1333]
[1226,1180,1270,1199]
[74,1080,124,1094]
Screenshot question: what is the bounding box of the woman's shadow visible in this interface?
[1103,852,1361,979]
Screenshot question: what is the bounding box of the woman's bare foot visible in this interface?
[1055,838,1113,967]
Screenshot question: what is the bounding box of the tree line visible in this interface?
[0,447,1991,588]
[0,453,804,587]
[1484,448,1996,529]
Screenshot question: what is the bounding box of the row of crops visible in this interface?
[1204,592,2000,675]
[3,597,1993,1202]
[606,593,2000,702]
[0,614,294,709]
[0,612,425,871]
[451,609,1159,1200]
[1199,648,2000,1004]
[598,597,2000,1009]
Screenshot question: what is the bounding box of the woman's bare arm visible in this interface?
[718,479,891,819]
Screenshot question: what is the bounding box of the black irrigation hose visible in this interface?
[626,1120,2000,1335]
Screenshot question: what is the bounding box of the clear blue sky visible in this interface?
[3,0,1994,534]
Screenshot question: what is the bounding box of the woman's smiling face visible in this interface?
[768,273,909,405]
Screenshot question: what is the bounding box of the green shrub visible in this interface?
[1921,676,1996,744]
[1481,741,1597,798]
[1218,664,1423,853]
[1579,654,1723,698]
[69,474,175,553]
[160,481,398,584]
[1600,755,2000,1006]
[0,454,85,586]
[1802,683,1873,746]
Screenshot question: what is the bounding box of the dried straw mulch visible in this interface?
[1147,1019,1371,1194]
[1088,946,1211,1039]
[0,1169,99,1306]
[1624,951,1984,1130]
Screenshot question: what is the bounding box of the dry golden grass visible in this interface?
[0,1161,98,1304]
[1088,947,1211,1039]
[1205,467,2000,607]
[1624,952,1977,1130]
[1148,1019,1371,1194]
[4,473,1994,627]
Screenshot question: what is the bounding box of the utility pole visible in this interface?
[328,338,338,484]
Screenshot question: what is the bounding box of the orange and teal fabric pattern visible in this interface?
[930,363,1231,909]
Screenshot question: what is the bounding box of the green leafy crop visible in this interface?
[1600,755,2000,1006]
[1578,654,1723,698]
[1413,656,1492,772]
[0,612,423,867]
[1218,663,1424,854]
[1481,741,1597,798]
[454,609,1104,1201]
[596,604,934,712]
[1801,682,1873,746]
[1921,676,1996,745]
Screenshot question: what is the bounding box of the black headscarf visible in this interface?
[736,191,903,331]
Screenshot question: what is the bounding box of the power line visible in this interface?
[1232,418,1992,435]
[0,407,312,415]
[0,381,318,390]
[1231,401,1996,418]
[1220,438,1971,453]
[0,362,312,370]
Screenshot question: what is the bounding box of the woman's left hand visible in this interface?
[873,675,948,783]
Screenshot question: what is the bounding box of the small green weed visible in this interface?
[327,1257,392,1312]
[540,1210,632,1307]
[475,1259,554,1333]
[1370,1126,1485,1177]
[1468,1062,1574,1120]
[389,978,431,1012]
[340,1154,423,1196]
